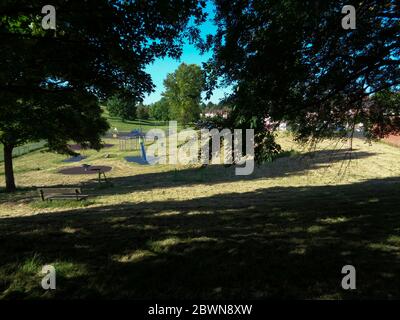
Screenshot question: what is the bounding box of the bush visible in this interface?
[149,98,170,121]
[136,104,150,120]
[107,94,136,121]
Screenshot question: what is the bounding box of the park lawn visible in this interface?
[0,111,170,163]
[0,141,47,163]
[0,134,400,299]
[102,108,179,133]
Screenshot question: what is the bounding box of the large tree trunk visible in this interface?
[3,144,16,192]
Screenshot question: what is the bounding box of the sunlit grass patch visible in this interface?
[0,253,89,299]
[148,237,182,252]
[0,253,43,299]
[277,211,298,218]
[19,253,43,274]
[368,243,399,253]
[153,210,181,217]
[52,261,87,279]
[307,225,326,233]
[60,227,80,234]
[148,236,218,253]
[289,247,307,255]
[319,216,349,224]
[31,199,95,210]
[386,235,400,244]
[113,250,156,263]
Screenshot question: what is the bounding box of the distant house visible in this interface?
[278,122,287,131]
[263,117,288,131]
[383,134,400,147]
[202,109,228,119]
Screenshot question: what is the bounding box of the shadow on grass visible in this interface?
[69,148,378,198]
[0,148,376,207]
[0,176,399,299]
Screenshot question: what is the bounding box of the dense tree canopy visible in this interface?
[149,98,170,121]
[136,103,150,120]
[163,63,205,125]
[106,94,136,121]
[205,0,399,158]
[0,0,206,191]
[367,91,400,139]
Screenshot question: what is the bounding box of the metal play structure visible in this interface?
[118,129,145,151]
[118,136,140,151]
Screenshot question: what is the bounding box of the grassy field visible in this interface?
[0,141,47,163]
[0,125,400,299]
[0,110,168,163]
[103,109,172,133]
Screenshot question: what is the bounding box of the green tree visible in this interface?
[149,98,170,121]
[163,63,205,125]
[366,91,400,139]
[205,101,218,111]
[136,103,150,120]
[107,94,136,121]
[207,0,399,161]
[0,1,205,192]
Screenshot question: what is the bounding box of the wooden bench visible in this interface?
[38,188,89,201]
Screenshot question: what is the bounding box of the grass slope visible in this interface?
[0,110,166,163]
[0,141,47,163]
[103,108,172,133]
[0,133,400,299]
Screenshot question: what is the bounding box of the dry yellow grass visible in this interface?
[1,134,399,218]
[1,134,400,299]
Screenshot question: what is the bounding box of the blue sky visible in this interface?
[143,1,231,105]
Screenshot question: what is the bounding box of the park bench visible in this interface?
[38,187,89,201]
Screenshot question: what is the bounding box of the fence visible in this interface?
[0,141,47,162]
[119,137,140,151]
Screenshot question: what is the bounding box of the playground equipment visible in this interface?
[118,129,145,151]
[119,136,139,151]
[140,139,147,162]
[58,165,112,183]
[112,127,119,138]
[124,137,149,165]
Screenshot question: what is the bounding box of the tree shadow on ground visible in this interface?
[0,148,376,204]
[0,176,399,299]
[80,148,377,197]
